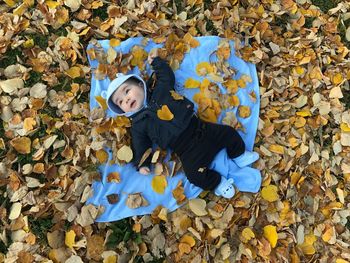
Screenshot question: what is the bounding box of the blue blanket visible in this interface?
[86,36,261,222]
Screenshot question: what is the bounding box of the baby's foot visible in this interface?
[233,151,259,168]
[214,177,235,198]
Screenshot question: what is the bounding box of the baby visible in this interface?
[104,49,259,198]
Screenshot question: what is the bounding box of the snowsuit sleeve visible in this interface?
[150,57,175,91]
[131,126,152,170]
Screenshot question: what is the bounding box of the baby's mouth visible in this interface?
[130,100,136,108]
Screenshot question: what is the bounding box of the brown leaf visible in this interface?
[107,193,119,204]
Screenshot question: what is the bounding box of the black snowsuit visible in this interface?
[130,57,245,190]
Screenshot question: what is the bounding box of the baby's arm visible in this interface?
[148,49,175,90]
[131,127,152,172]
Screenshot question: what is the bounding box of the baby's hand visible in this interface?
[139,166,151,175]
[148,48,158,64]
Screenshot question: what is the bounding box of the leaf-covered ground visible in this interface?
[1,0,350,262]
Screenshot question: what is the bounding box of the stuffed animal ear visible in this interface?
[101,90,107,99]
[227,178,234,184]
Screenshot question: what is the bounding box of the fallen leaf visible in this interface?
[107,194,119,204]
[261,185,279,202]
[241,227,255,243]
[189,198,207,216]
[96,149,108,163]
[117,145,133,162]
[10,137,31,154]
[65,230,76,249]
[151,175,167,194]
[107,172,121,183]
[157,105,174,121]
[184,78,201,89]
[263,225,278,248]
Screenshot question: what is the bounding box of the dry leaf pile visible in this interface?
[0,0,350,262]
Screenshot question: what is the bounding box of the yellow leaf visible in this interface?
[23,38,34,48]
[237,78,247,88]
[263,225,278,248]
[238,105,251,118]
[336,259,349,263]
[223,79,238,94]
[78,27,90,36]
[13,3,27,16]
[131,46,147,69]
[23,117,36,131]
[46,0,60,9]
[296,110,311,117]
[290,172,301,186]
[104,255,117,263]
[180,235,196,247]
[294,117,306,128]
[178,242,192,255]
[288,137,299,148]
[241,227,255,243]
[293,66,305,75]
[4,0,16,7]
[196,62,214,76]
[183,33,200,48]
[117,145,133,162]
[268,144,284,154]
[228,95,240,107]
[170,90,184,100]
[10,137,31,154]
[157,105,174,121]
[261,185,279,202]
[65,66,81,79]
[95,95,108,110]
[332,72,343,85]
[299,234,317,255]
[65,230,76,249]
[110,38,121,47]
[96,149,108,163]
[322,226,335,243]
[24,0,34,7]
[184,78,201,89]
[200,78,211,89]
[340,123,350,132]
[151,175,167,194]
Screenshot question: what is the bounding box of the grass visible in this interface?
[21,32,49,50]
[340,88,350,109]
[0,240,7,253]
[28,216,54,246]
[24,71,43,87]
[173,0,184,13]
[338,18,350,49]
[48,25,67,37]
[311,0,339,13]
[205,18,218,35]
[0,48,22,68]
[304,17,315,29]
[92,4,109,21]
[106,218,142,249]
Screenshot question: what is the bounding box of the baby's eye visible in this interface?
[126,89,129,94]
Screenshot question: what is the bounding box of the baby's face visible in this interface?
[111,81,145,113]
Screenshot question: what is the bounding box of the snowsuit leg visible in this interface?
[175,117,245,191]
